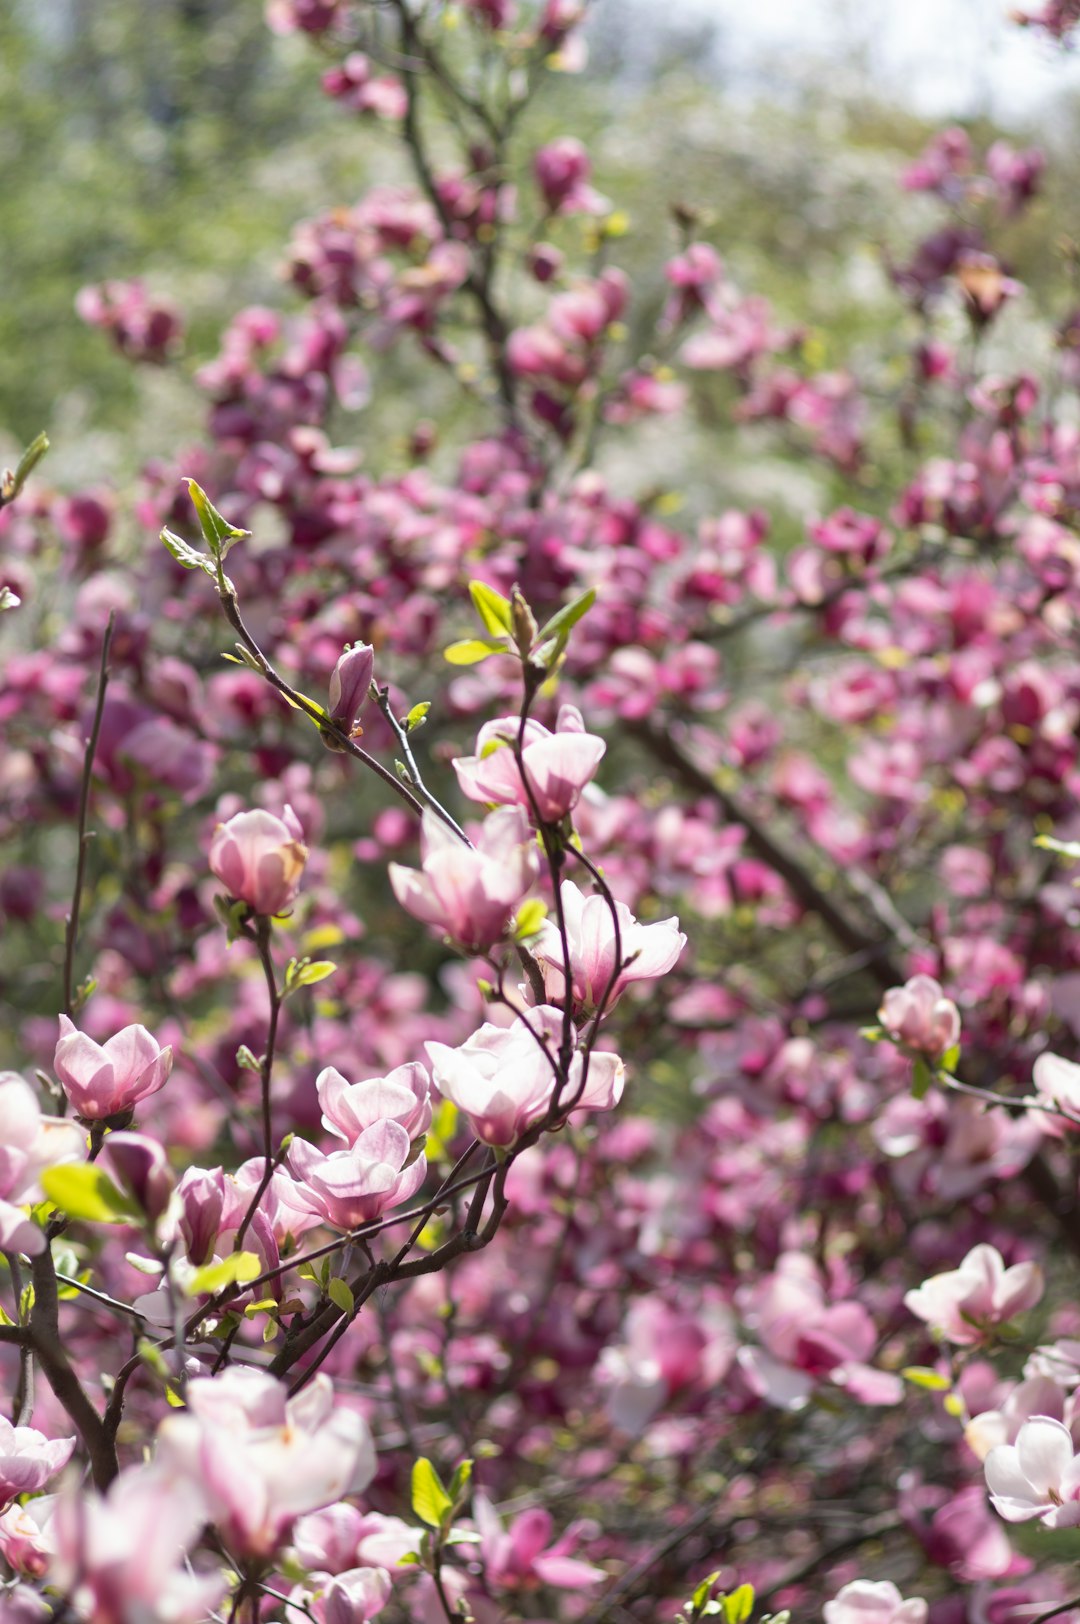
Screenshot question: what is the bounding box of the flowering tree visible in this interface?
[7,3,1080,1623]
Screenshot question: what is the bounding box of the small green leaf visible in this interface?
[294,960,337,988]
[184,478,250,561]
[448,1458,473,1501]
[443,637,507,666]
[327,1277,354,1315]
[722,1584,755,1624]
[161,526,215,575]
[236,1045,261,1072]
[469,580,514,637]
[244,1297,279,1317]
[412,1457,453,1528]
[186,1251,262,1297]
[535,587,597,647]
[911,1056,932,1100]
[40,1165,137,1225]
[902,1366,952,1391]
[513,898,548,941]
[397,1552,422,1567]
[13,430,50,492]
[940,1044,960,1071]
[405,702,431,733]
[691,1575,723,1614]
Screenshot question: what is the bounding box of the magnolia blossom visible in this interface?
[0,1072,85,1255]
[474,1495,606,1589]
[426,1007,624,1147]
[155,1368,376,1559]
[531,879,686,1013]
[985,1415,1080,1526]
[1031,1051,1080,1131]
[327,642,374,734]
[318,1061,431,1146]
[904,1243,1043,1345]
[287,1567,392,1624]
[389,805,539,952]
[209,804,308,916]
[824,1581,927,1624]
[283,1122,428,1230]
[0,1419,75,1511]
[0,1495,57,1580]
[453,705,605,824]
[878,974,961,1059]
[54,1015,173,1120]
[52,1462,225,1624]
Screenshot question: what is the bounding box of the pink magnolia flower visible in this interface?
[986,1416,1080,1527]
[54,1015,173,1120]
[101,1131,175,1223]
[0,1072,85,1256]
[453,705,605,824]
[328,642,374,734]
[1031,1052,1080,1131]
[878,975,961,1060]
[287,1567,392,1624]
[533,138,607,216]
[318,1061,432,1146]
[904,1244,1043,1345]
[209,804,309,916]
[283,1122,428,1230]
[0,1419,75,1511]
[531,879,686,1013]
[474,1494,605,1589]
[155,1368,376,1559]
[0,1494,57,1580]
[426,1007,624,1147]
[824,1581,927,1624]
[52,1462,224,1624]
[389,805,539,952]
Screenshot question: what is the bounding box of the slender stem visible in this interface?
[62,610,116,1020]
[4,1252,33,1425]
[29,1248,117,1488]
[373,683,470,842]
[235,916,282,1248]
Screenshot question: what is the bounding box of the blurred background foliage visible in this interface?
[3,0,1079,489]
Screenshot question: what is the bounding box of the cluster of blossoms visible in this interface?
[10,0,1080,1621]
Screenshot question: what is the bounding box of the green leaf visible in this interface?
[411,1457,453,1529]
[184,478,250,561]
[448,1458,473,1501]
[185,1251,262,1297]
[443,637,507,666]
[722,1585,755,1624]
[939,1044,960,1071]
[236,1045,261,1072]
[40,1165,137,1225]
[13,430,50,492]
[405,702,431,733]
[469,580,514,636]
[161,526,216,575]
[327,1277,355,1315]
[911,1056,932,1100]
[293,959,337,988]
[902,1366,952,1391]
[513,898,548,941]
[535,587,597,647]
[691,1575,723,1614]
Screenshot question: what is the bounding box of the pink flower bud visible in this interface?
[54,1016,173,1121]
[328,643,375,734]
[878,975,960,1060]
[102,1131,175,1223]
[389,805,540,952]
[209,805,309,917]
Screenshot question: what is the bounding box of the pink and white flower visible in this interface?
[209,804,308,916]
[54,1016,173,1120]
[389,805,539,952]
[878,974,961,1060]
[531,879,686,1013]
[317,1061,432,1146]
[0,1420,75,1511]
[0,1072,85,1255]
[283,1122,428,1230]
[985,1415,1080,1526]
[426,1007,624,1147]
[824,1581,927,1624]
[904,1244,1043,1345]
[453,705,605,824]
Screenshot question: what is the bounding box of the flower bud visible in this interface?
[209,805,308,917]
[878,975,960,1061]
[328,643,375,735]
[102,1132,175,1224]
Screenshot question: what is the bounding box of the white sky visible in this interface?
[661,0,1080,123]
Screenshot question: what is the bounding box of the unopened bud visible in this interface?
[328,643,375,734]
